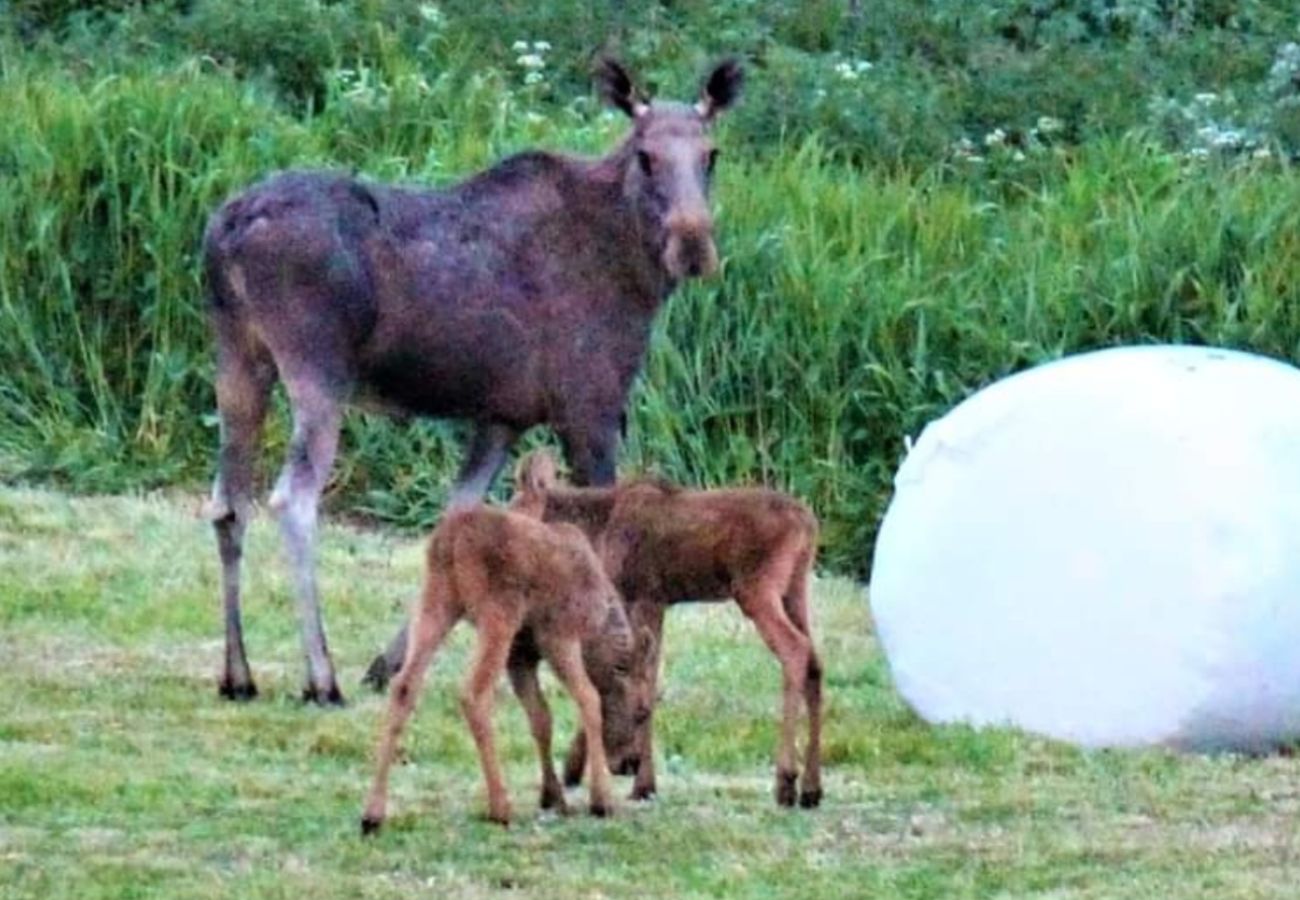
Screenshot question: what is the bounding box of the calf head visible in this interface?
[583,602,650,770]
[596,57,744,280]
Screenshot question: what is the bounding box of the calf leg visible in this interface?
[562,725,587,788]
[461,611,521,825]
[363,422,517,691]
[360,593,456,835]
[736,583,814,808]
[545,637,614,817]
[629,603,665,801]
[508,641,568,814]
[207,335,274,700]
[783,556,823,808]
[271,375,345,704]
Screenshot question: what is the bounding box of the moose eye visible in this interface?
[705,148,720,174]
[637,150,655,177]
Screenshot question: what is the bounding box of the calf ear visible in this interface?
[594,57,650,119]
[697,57,744,121]
[516,450,559,495]
[635,625,658,661]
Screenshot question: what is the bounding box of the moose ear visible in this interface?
[697,57,744,121]
[594,57,650,119]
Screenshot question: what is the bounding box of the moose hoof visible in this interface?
[589,800,613,818]
[361,654,393,692]
[302,683,346,707]
[486,807,512,827]
[360,815,383,837]
[799,787,823,809]
[563,768,584,789]
[776,771,799,807]
[218,678,258,702]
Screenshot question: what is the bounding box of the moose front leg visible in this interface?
[448,421,519,508]
[560,416,620,487]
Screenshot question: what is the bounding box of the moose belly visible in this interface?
[358,309,541,422]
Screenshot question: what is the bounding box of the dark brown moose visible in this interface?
[202,57,743,703]
[516,451,824,809]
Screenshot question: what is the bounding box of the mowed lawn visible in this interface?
[2,486,1299,899]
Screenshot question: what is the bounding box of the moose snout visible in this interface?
[663,213,719,280]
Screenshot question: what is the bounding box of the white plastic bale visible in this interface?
[868,345,1300,751]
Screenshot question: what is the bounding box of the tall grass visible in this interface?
[3,32,1300,574]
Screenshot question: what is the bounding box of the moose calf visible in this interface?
[360,485,639,831]
[516,452,824,809]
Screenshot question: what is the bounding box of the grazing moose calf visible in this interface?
[360,488,638,831]
[516,452,824,809]
[202,56,743,703]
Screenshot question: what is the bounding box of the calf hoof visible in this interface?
[361,653,393,693]
[486,807,512,827]
[540,785,569,815]
[613,756,641,777]
[563,768,584,789]
[799,787,823,809]
[302,682,346,707]
[630,783,657,802]
[218,677,258,702]
[775,771,799,807]
[360,815,383,837]
[589,800,613,818]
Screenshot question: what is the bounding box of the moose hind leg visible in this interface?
[208,337,274,701]
[271,374,345,705]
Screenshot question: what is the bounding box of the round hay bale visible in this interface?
[869,345,1300,750]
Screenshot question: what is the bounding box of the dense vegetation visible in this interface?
[3,1,1300,573]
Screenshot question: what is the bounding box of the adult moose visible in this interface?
[202,57,744,703]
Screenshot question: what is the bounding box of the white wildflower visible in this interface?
[984,127,1006,148]
[516,53,545,70]
[417,3,444,25]
[854,59,874,73]
[512,40,529,52]
[1253,146,1273,159]
[1194,92,1219,105]
[533,41,552,52]
[1035,115,1063,135]
[523,70,544,86]
[834,61,858,81]
[1012,150,1026,162]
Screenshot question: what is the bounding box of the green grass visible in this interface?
[3,487,1300,898]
